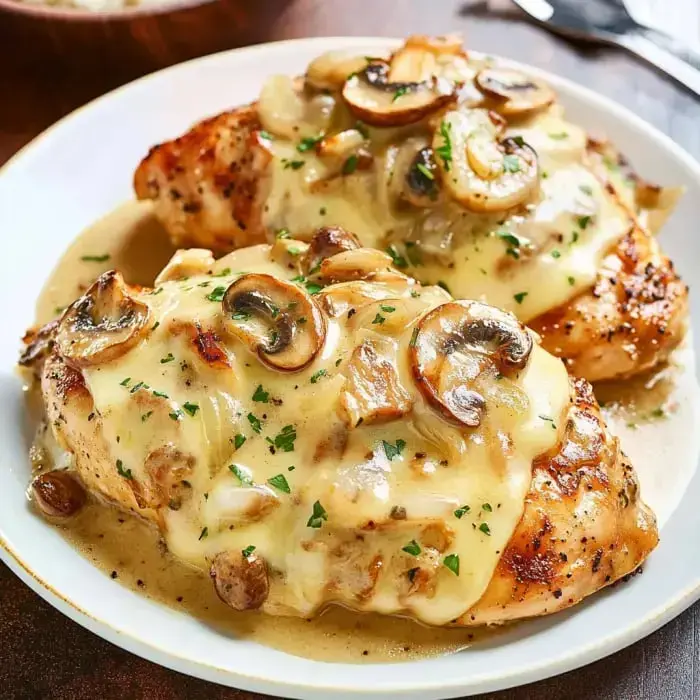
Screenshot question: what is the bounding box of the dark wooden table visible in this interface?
[1,0,699,698]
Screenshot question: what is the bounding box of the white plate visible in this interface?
[1,37,699,700]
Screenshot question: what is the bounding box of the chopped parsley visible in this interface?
[141,411,153,422]
[402,540,421,556]
[482,503,493,512]
[548,131,568,140]
[183,402,199,417]
[198,527,208,540]
[310,369,328,384]
[443,554,460,575]
[234,433,246,450]
[169,410,183,421]
[454,505,471,519]
[80,254,110,263]
[116,459,133,479]
[416,163,434,180]
[230,464,253,485]
[276,228,290,239]
[436,119,453,171]
[307,500,328,528]
[130,381,145,394]
[152,390,169,399]
[342,154,359,175]
[380,304,396,313]
[551,250,561,259]
[568,276,576,286]
[214,267,231,277]
[305,281,324,295]
[571,230,580,244]
[386,244,408,269]
[409,327,420,348]
[252,384,270,403]
[382,439,406,461]
[410,289,421,298]
[511,135,526,147]
[577,215,591,229]
[392,86,409,102]
[259,130,274,141]
[283,159,305,170]
[579,184,593,196]
[120,377,131,387]
[297,135,323,153]
[242,545,256,558]
[513,291,528,304]
[232,312,251,321]
[502,154,521,173]
[206,286,227,302]
[372,313,386,325]
[160,353,175,364]
[267,474,291,494]
[478,522,491,536]
[271,424,296,452]
[497,230,521,248]
[247,413,263,434]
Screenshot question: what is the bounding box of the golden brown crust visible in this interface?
[531,226,688,382]
[463,378,658,625]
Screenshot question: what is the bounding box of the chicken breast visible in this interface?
[23,228,657,626]
[134,35,687,383]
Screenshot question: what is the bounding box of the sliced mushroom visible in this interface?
[433,108,539,213]
[259,74,336,140]
[155,249,215,285]
[222,273,326,371]
[132,445,196,510]
[410,301,533,427]
[19,319,59,372]
[306,50,375,91]
[340,342,413,427]
[317,248,405,283]
[342,57,455,127]
[475,67,555,117]
[32,471,86,518]
[56,271,152,368]
[210,550,269,611]
[403,146,441,207]
[302,226,362,276]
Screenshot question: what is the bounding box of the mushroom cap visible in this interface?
[474,67,555,117]
[210,550,269,611]
[32,471,86,518]
[222,273,326,372]
[433,107,539,213]
[410,300,533,427]
[56,271,152,368]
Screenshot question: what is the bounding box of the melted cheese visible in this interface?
[80,243,569,625]
[259,61,636,324]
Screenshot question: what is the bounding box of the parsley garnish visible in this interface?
[382,439,406,461]
[454,505,471,519]
[276,228,290,239]
[152,390,169,399]
[310,369,328,384]
[511,135,525,147]
[247,413,263,434]
[242,545,256,558]
[392,85,409,102]
[120,377,131,386]
[283,159,305,170]
[130,381,145,394]
[234,433,246,450]
[230,464,253,485]
[169,410,183,421]
[307,500,328,528]
[252,385,269,403]
[579,184,593,196]
[305,281,324,295]
[416,163,434,180]
[297,135,323,153]
[577,215,591,229]
[479,522,491,536]
[206,286,227,302]
[267,474,291,494]
[386,244,408,269]
[81,254,110,263]
[548,131,568,140]
[513,291,528,304]
[372,313,385,325]
[342,154,359,175]
[116,459,133,479]
[443,554,460,575]
[198,527,208,540]
[482,503,493,512]
[259,130,274,141]
[160,353,175,364]
[141,411,153,422]
[271,424,296,452]
[409,327,419,348]
[380,304,396,313]
[183,402,199,417]
[436,119,453,172]
[402,540,421,556]
[568,276,576,286]
[551,250,561,259]
[503,154,521,173]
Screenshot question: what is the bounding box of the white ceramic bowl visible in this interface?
[1,37,699,700]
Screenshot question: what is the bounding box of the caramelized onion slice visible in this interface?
[475,67,555,117]
[210,550,269,611]
[317,248,405,283]
[155,249,215,285]
[222,273,326,371]
[56,271,152,367]
[302,226,362,276]
[410,300,533,427]
[433,108,539,213]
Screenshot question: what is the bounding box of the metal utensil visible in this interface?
[511,0,700,94]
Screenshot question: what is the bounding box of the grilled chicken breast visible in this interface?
[23,228,657,626]
[134,35,687,383]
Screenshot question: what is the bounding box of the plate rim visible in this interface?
[2,35,700,699]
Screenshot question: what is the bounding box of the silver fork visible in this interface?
[511,0,700,94]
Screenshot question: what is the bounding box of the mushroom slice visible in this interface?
[403,146,441,207]
[155,249,215,285]
[19,319,59,372]
[340,342,413,427]
[342,59,455,127]
[410,301,533,427]
[317,248,405,283]
[32,471,86,518]
[306,50,374,91]
[433,108,539,213]
[475,67,555,117]
[210,550,269,611]
[302,226,362,276]
[56,271,152,368]
[222,273,326,372]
